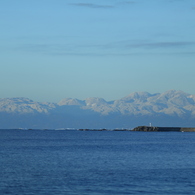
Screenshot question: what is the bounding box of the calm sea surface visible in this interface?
[0,129,195,195]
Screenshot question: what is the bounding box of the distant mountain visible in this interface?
[0,90,195,129]
[0,97,56,114]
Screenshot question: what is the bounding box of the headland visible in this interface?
[132,126,195,132]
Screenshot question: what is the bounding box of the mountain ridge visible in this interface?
[0,90,195,129]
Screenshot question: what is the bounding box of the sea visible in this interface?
[0,129,195,195]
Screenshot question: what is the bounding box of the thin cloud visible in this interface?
[15,40,195,57]
[69,1,136,9]
[17,43,75,54]
[124,41,195,49]
[101,40,195,50]
[69,3,114,9]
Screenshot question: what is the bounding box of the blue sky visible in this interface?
[0,0,195,102]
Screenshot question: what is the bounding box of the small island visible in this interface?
[132,126,195,132]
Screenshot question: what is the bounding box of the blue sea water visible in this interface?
[1,130,195,195]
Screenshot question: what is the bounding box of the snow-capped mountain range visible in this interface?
[1,90,195,129]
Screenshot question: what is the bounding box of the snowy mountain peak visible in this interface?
[85,97,108,106]
[120,91,152,103]
[58,98,84,106]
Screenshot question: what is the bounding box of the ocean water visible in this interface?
[0,130,195,195]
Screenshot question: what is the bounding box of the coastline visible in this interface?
[132,126,195,132]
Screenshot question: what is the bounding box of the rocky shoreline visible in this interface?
[132,126,195,132]
[10,127,195,132]
[78,126,195,132]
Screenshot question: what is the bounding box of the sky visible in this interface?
[0,0,195,103]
